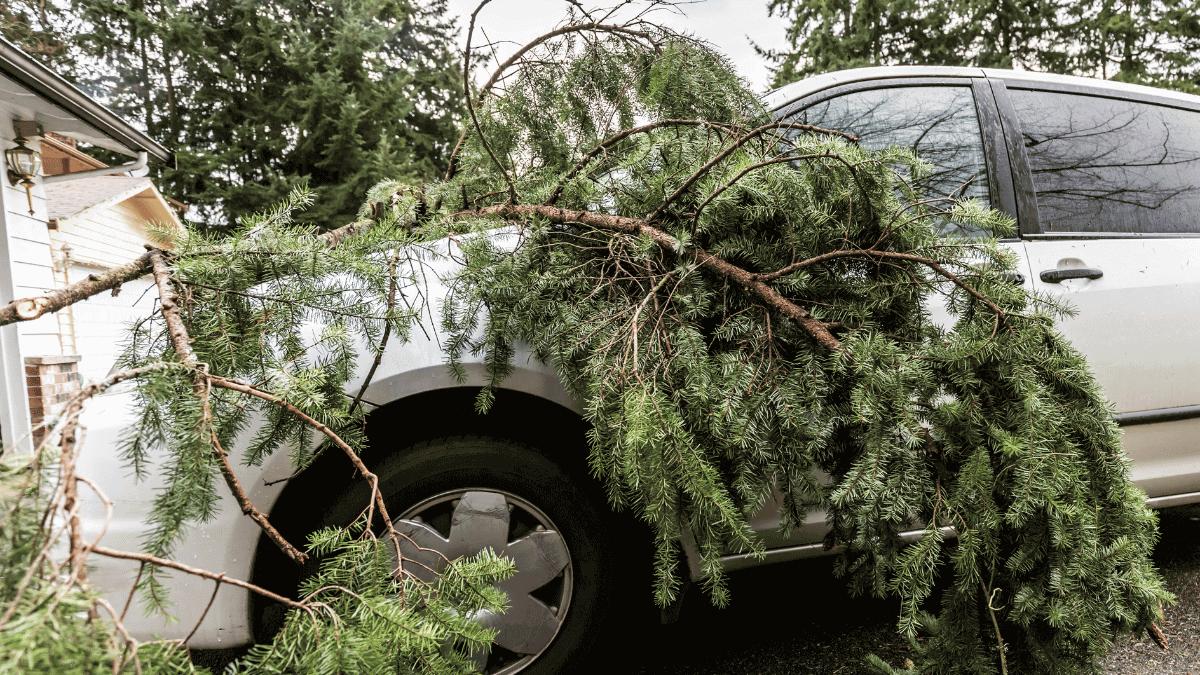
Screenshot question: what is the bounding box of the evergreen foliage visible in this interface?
[0,0,77,68]
[117,184,419,587]
[0,449,513,675]
[232,522,514,675]
[0,448,207,675]
[1,181,514,674]
[763,0,1200,91]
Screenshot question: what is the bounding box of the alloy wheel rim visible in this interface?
[391,489,573,674]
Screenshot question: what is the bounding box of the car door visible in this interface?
[993,81,1200,499]
[727,79,1025,563]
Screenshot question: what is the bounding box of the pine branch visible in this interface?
[477,22,656,105]
[0,214,387,329]
[462,203,845,351]
[460,0,519,203]
[91,546,309,611]
[689,151,843,228]
[1149,621,1169,650]
[544,119,746,206]
[751,248,1008,320]
[148,249,194,361]
[148,248,310,565]
[205,374,409,567]
[648,121,859,222]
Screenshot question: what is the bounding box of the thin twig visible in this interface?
[689,152,842,230]
[648,121,857,222]
[206,375,406,565]
[446,20,659,180]
[182,579,224,644]
[461,0,519,203]
[983,582,1008,675]
[545,119,743,205]
[92,546,308,610]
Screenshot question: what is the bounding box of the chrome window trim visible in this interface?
[765,66,986,112]
[984,68,1200,112]
[767,66,1200,117]
[1116,405,1200,427]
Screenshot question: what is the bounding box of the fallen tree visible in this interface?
[0,2,1173,674]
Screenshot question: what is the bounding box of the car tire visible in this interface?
[357,435,633,674]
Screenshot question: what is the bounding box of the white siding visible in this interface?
[3,153,59,358]
[66,262,156,382]
[55,199,159,269]
[49,197,168,380]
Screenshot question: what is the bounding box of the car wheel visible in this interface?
[369,435,631,674]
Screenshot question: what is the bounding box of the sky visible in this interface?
[443,0,792,93]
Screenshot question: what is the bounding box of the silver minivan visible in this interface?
[79,67,1200,674]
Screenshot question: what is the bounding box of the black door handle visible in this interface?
[1000,271,1025,285]
[1039,268,1103,283]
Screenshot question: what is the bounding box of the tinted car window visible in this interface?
[788,86,991,235]
[1010,89,1200,233]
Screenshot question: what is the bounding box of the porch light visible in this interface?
[6,131,42,216]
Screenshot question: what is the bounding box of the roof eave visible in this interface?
[0,37,172,165]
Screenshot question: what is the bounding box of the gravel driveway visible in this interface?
[629,504,1200,675]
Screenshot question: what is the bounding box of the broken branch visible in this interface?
[0,250,154,326]
[465,203,844,351]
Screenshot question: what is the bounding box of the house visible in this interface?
[42,151,184,382]
[1,36,174,451]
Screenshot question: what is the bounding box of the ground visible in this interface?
[629,505,1200,675]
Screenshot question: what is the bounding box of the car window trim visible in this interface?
[993,79,1200,238]
[987,81,1041,237]
[971,78,1018,226]
[1002,79,1200,115]
[773,77,1016,230]
[1022,232,1200,239]
[1116,404,1200,427]
[775,76,983,121]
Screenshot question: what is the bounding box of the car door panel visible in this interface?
[1000,82,1200,498]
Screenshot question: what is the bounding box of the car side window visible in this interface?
[1009,89,1200,234]
[787,86,991,236]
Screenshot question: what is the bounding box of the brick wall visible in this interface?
[25,354,82,442]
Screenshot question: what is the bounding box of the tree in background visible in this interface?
[764,0,1200,91]
[3,0,463,232]
[0,0,78,70]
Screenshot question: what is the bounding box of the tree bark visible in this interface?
[0,250,154,326]
[470,203,845,351]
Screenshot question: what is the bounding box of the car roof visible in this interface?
[763,65,1200,112]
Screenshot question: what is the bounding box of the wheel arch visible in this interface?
[246,384,604,641]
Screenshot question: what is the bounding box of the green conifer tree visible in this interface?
[4,0,464,231]
[0,0,78,69]
[763,0,1200,90]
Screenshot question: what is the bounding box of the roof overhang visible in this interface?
[0,36,172,165]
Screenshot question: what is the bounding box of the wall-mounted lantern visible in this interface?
[6,124,42,216]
